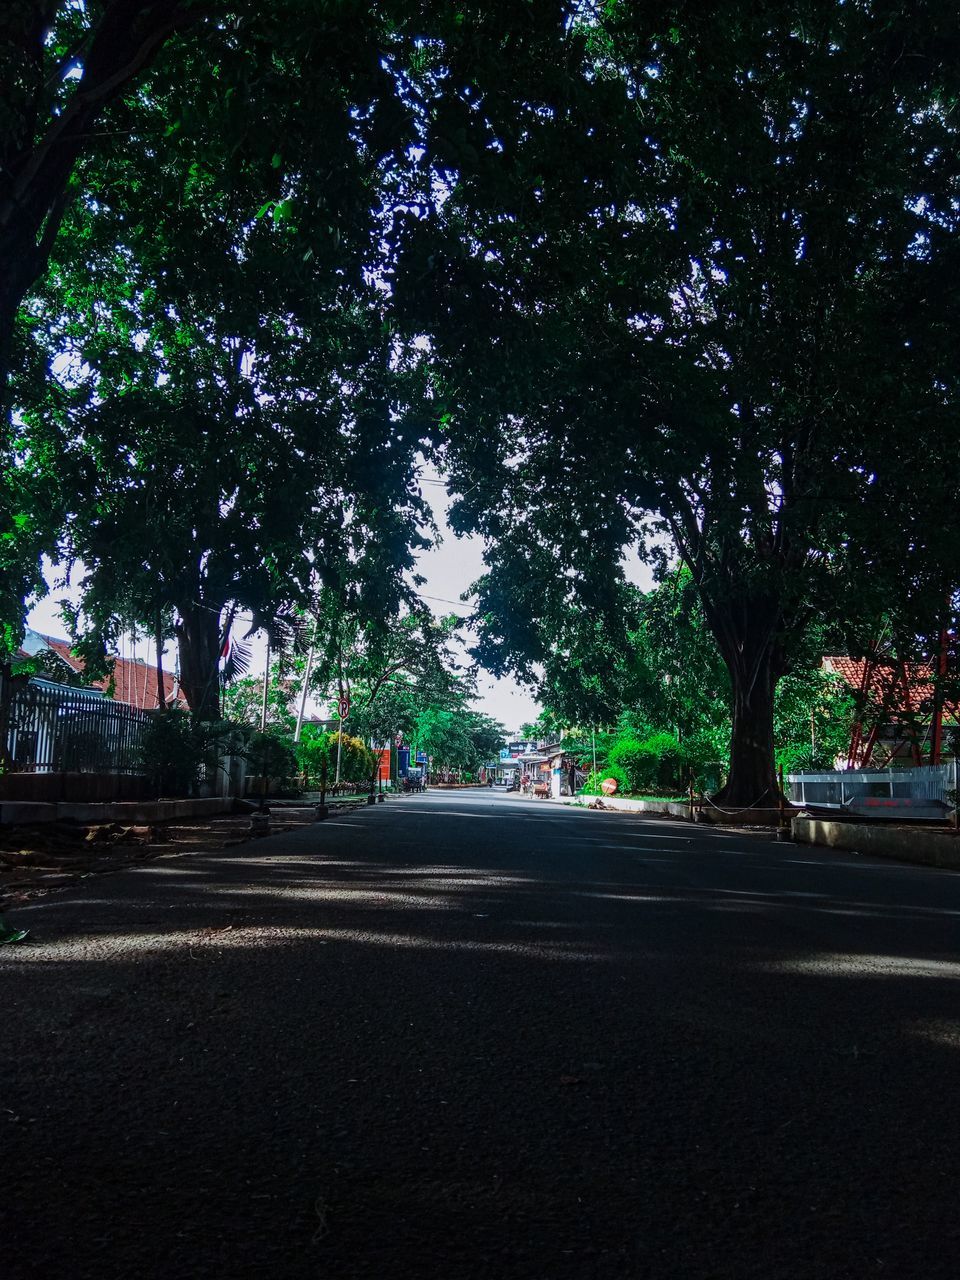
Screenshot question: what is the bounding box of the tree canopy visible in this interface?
[8,2,437,710]
[398,0,960,802]
[4,2,960,805]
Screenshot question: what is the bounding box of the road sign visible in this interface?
[415,750,427,765]
[338,698,350,720]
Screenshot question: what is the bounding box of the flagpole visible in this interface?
[260,639,270,733]
[294,619,319,744]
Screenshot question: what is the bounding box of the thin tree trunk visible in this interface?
[174,603,221,720]
[0,264,26,418]
[154,610,167,711]
[0,661,15,772]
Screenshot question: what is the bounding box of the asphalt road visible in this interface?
[4,789,960,1279]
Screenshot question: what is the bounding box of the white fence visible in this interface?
[787,764,956,819]
[1,675,150,775]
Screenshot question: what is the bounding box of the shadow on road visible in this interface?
[5,801,960,1277]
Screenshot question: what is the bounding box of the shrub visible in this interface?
[607,738,651,791]
[295,724,334,785]
[138,710,242,797]
[608,732,683,793]
[581,764,630,796]
[294,728,376,789]
[243,730,297,785]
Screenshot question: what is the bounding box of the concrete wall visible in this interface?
[0,797,234,827]
[561,794,796,827]
[560,795,693,819]
[792,817,960,871]
[0,772,152,803]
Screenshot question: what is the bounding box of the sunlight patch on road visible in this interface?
[221,884,458,911]
[590,847,679,858]
[300,925,612,962]
[577,891,673,904]
[756,953,960,980]
[908,1019,960,1049]
[6,924,612,964]
[130,866,210,876]
[385,809,496,819]
[355,868,537,888]
[580,834,694,844]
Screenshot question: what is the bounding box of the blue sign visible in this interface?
[415,750,428,765]
[397,747,410,777]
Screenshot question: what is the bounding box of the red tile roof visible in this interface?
[31,634,187,710]
[823,655,958,719]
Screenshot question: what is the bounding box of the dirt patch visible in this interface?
[0,805,334,907]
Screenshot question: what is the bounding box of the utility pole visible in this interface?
[294,619,318,744]
[154,609,166,712]
[260,638,271,733]
[258,638,271,814]
[334,637,344,785]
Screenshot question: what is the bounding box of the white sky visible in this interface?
[26,498,654,733]
[413,508,541,730]
[26,512,542,733]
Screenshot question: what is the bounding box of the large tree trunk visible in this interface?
[707,603,785,809]
[716,662,781,808]
[175,603,222,721]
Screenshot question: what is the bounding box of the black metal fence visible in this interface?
[1,676,150,776]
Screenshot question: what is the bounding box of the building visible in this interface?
[494,736,576,796]
[494,737,538,785]
[16,628,187,711]
[824,654,959,768]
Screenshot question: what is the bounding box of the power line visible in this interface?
[415,592,475,609]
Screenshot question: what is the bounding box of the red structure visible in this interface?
[825,631,956,768]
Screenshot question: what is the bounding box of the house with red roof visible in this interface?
[823,654,959,768]
[17,629,188,712]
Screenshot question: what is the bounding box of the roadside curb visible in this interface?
[557,795,692,819]
[792,816,960,871]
